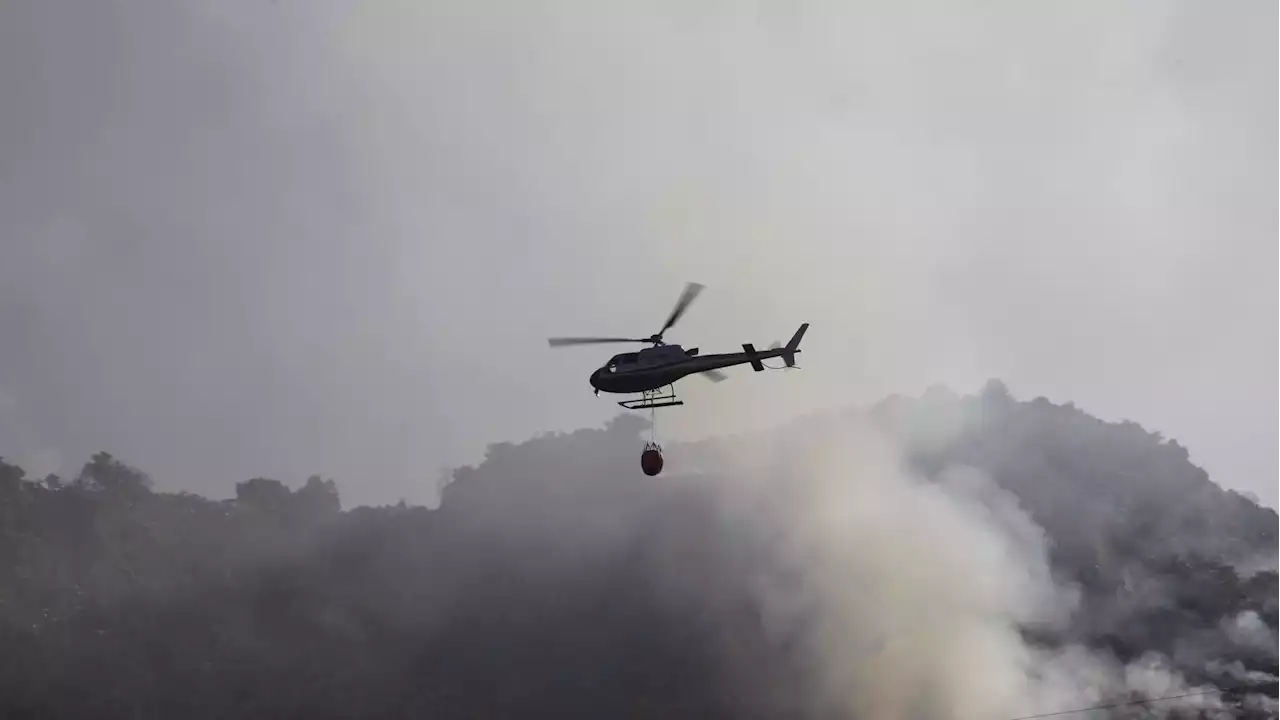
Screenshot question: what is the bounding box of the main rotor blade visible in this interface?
[547,336,646,347]
[660,282,705,336]
[699,369,728,383]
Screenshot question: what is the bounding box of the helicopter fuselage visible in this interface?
[589,343,794,394]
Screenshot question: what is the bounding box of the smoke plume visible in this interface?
[693,413,1239,718]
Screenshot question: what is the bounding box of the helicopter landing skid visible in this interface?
[618,387,684,410]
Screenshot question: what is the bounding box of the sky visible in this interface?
[0,1,1275,507]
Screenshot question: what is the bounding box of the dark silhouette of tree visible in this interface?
[295,474,342,518]
[0,456,25,489]
[74,451,152,497]
[235,476,292,512]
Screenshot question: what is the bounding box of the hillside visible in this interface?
[868,382,1276,656]
[0,383,1275,719]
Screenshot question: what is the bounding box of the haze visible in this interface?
[1,1,1274,507]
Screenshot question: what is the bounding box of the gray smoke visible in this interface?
[688,412,1253,718]
[1207,659,1278,687]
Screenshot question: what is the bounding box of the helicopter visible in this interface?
[547,282,808,412]
[548,282,807,476]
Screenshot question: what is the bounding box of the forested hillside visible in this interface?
[0,383,1274,719]
[869,382,1277,662]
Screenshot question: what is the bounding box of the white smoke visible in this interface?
[707,413,1237,719]
[1220,611,1278,656]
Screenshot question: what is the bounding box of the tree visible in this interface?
[0,457,26,491]
[234,477,291,513]
[979,378,1013,403]
[295,475,341,517]
[74,452,152,496]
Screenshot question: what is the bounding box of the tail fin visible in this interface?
[781,323,808,367]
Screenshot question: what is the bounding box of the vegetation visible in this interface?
[0,385,1274,718]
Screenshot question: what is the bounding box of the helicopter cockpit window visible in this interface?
[607,352,638,372]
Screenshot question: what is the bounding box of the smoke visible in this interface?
[1220,612,1278,656]
[1230,552,1280,580]
[699,413,1235,719]
[1203,655,1274,681]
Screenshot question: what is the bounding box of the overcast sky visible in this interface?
[1,1,1274,507]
